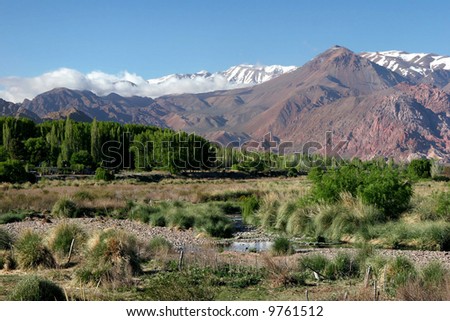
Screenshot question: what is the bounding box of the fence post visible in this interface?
[178,249,184,271]
[364,266,372,288]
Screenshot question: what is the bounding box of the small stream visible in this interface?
[224,240,274,252]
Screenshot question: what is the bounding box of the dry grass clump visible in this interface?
[47,222,86,263]
[15,230,56,269]
[8,275,66,301]
[76,229,142,287]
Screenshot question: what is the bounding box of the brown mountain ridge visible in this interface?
[1,46,449,161]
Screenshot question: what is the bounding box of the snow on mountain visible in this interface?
[147,64,297,87]
[0,65,297,103]
[221,64,297,85]
[361,50,450,77]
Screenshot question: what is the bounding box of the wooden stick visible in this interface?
[373,280,378,301]
[66,238,75,266]
[305,289,309,301]
[364,266,372,288]
[178,249,184,271]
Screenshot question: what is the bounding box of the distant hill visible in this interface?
[1,46,449,161]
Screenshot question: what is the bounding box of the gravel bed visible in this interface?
[3,217,211,249]
[3,218,450,267]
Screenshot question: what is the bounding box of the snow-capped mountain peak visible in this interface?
[147,64,297,88]
[361,50,450,78]
[222,64,297,85]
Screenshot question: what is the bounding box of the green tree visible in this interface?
[24,137,50,165]
[408,159,431,179]
[90,118,100,165]
[70,150,93,167]
[61,117,74,162]
[0,160,34,183]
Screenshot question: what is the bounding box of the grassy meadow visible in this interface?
[0,173,449,301]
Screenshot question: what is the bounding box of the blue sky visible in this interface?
[2,0,450,78]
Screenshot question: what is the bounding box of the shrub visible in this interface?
[241,195,260,225]
[385,256,417,290]
[149,212,167,227]
[170,211,195,230]
[142,271,215,300]
[0,212,28,224]
[0,160,35,183]
[73,190,95,201]
[217,201,241,215]
[48,222,86,260]
[271,237,294,255]
[275,201,298,231]
[70,150,93,168]
[147,237,173,255]
[420,261,448,287]
[15,230,56,269]
[51,197,78,218]
[408,159,431,179]
[299,254,330,274]
[195,212,234,238]
[8,275,65,301]
[416,222,450,251]
[309,164,412,219]
[257,193,281,230]
[76,229,141,286]
[0,228,13,250]
[436,192,450,220]
[94,167,114,181]
[324,252,359,280]
[285,203,316,236]
[0,250,16,270]
[128,204,154,224]
[357,168,412,219]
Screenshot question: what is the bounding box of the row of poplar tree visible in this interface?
[0,117,214,173]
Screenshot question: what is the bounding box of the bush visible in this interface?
[436,192,450,220]
[420,261,448,287]
[9,275,65,301]
[299,254,330,274]
[0,211,31,224]
[15,230,56,269]
[128,204,154,224]
[48,222,86,259]
[94,167,114,181]
[169,211,195,230]
[73,190,95,201]
[147,237,173,255]
[310,164,412,219]
[70,150,93,168]
[0,228,13,250]
[324,252,359,280]
[385,256,417,290]
[51,197,78,218]
[0,160,35,183]
[149,212,167,227]
[0,250,16,270]
[195,212,234,238]
[271,237,294,255]
[76,229,141,286]
[142,271,215,300]
[408,159,431,179]
[357,168,412,219]
[241,195,260,225]
[416,222,450,251]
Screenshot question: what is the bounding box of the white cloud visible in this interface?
[0,68,240,103]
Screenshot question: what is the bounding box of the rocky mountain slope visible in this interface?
[1,46,449,161]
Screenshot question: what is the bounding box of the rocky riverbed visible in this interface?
[3,217,450,267]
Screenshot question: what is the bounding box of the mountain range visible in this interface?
[1,46,450,161]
